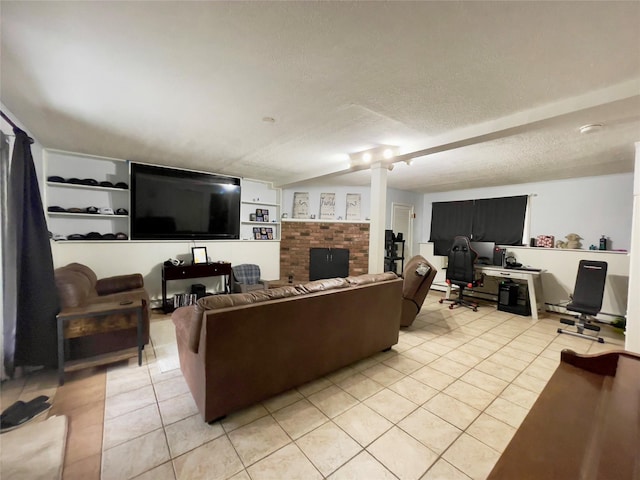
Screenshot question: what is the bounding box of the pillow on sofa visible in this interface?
[346,272,398,286]
[297,278,349,293]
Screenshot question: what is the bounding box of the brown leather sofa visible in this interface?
[54,263,150,359]
[400,255,437,327]
[172,272,403,422]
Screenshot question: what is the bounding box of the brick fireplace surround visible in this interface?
[279,221,370,282]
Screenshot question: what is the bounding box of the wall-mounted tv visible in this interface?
[130,163,241,240]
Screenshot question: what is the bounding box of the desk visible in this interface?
[57,300,143,385]
[162,262,231,313]
[446,266,546,320]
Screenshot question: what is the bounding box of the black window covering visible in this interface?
[472,195,527,244]
[429,200,473,255]
[429,195,527,254]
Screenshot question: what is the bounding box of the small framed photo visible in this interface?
[263,214,269,222]
[256,208,263,215]
[254,231,261,240]
[192,247,208,264]
[250,213,257,221]
[263,209,269,216]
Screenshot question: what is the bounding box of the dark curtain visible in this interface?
[472,195,528,244]
[429,200,473,255]
[5,128,60,375]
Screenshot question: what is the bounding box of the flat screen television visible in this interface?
[130,163,241,240]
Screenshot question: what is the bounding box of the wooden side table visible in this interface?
[57,299,144,385]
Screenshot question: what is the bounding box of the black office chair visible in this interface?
[558,260,608,343]
[439,236,483,312]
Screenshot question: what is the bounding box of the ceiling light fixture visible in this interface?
[405,159,413,166]
[362,152,372,163]
[579,123,603,134]
[383,148,393,159]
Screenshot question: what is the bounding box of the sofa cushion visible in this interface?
[346,272,398,286]
[54,269,94,308]
[187,286,303,353]
[297,278,349,293]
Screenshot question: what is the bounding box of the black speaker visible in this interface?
[498,282,518,306]
[191,283,206,299]
[493,247,505,267]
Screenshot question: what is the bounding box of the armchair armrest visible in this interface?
[96,274,144,295]
[260,280,270,289]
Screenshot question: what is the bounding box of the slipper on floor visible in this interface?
[1,396,51,433]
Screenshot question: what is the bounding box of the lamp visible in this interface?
[349,145,399,168]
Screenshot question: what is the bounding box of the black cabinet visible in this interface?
[384,234,405,275]
[309,248,349,281]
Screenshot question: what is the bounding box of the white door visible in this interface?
[391,203,414,261]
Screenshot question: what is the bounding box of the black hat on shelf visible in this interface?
[85,232,103,240]
[114,182,129,189]
[47,206,67,213]
[67,178,83,185]
[80,178,99,186]
[67,234,86,240]
[86,206,99,214]
[47,176,66,183]
[115,208,128,215]
[102,233,117,240]
[99,181,114,188]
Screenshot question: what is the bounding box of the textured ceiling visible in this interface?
[1,1,639,193]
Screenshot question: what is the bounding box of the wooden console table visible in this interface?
[57,299,143,385]
[162,262,232,313]
[488,349,640,479]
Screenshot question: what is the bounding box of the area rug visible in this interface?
[0,415,67,480]
[150,318,180,373]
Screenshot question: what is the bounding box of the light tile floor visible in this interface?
[1,292,626,480]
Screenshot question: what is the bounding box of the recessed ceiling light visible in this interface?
[383,149,393,159]
[362,152,372,163]
[262,116,276,123]
[579,123,603,134]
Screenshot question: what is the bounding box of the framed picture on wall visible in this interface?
[192,247,208,264]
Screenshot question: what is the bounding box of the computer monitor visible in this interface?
[470,241,495,265]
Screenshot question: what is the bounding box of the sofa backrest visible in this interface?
[183,272,400,353]
[54,263,98,308]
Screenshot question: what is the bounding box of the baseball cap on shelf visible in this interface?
[67,234,86,240]
[81,178,99,186]
[115,232,129,240]
[102,233,117,240]
[115,208,128,215]
[67,207,85,214]
[114,182,129,189]
[99,207,114,215]
[99,181,114,188]
[86,206,99,214]
[47,176,65,183]
[85,232,103,240]
[67,178,83,185]
[47,206,67,213]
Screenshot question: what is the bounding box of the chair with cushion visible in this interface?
[231,264,269,293]
[53,262,150,359]
[439,236,482,312]
[400,255,437,327]
[558,260,608,343]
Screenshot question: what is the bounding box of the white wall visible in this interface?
[51,240,281,307]
[421,173,634,251]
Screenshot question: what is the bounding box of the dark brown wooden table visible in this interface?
[162,262,231,313]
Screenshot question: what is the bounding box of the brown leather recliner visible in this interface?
[400,255,437,327]
[54,263,150,359]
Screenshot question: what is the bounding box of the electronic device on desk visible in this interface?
[493,247,506,267]
[504,255,522,269]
